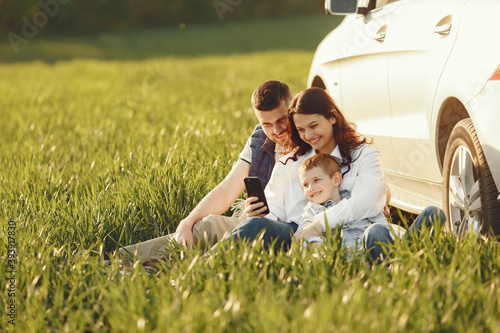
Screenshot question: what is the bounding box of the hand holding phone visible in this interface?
[244,177,270,215]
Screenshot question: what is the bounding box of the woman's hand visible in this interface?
[245,196,269,218]
[294,217,323,241]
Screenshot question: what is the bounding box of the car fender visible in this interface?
[432,0,500,190]
[465,83,500,191]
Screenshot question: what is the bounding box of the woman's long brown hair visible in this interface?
[285,88,371,174]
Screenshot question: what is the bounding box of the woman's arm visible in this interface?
[315,146,386,232]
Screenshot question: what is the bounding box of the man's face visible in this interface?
[253,100,289,146]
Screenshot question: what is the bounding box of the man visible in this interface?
[119,80,293,262]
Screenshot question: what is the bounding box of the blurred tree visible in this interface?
[0,0,323,36]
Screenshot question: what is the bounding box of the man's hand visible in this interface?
[174,219,195,247]
[245,196,269,218]
[294,217,323,242]
[384,184,391,218]
[383,205,391,218]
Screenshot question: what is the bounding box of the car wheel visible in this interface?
[442,118,500,238]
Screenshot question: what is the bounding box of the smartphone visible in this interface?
[244,177,270,215]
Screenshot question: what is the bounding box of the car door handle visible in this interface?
[434,22,451,36]
[434,15,452,37]
[373,25,387,43]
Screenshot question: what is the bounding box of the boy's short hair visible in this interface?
[251,80,293,111]
[299,154,340,178]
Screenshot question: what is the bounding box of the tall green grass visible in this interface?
[1,15,499,332]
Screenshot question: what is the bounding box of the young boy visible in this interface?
[296,154,389,251]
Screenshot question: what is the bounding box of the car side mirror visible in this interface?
[325,0,358,15]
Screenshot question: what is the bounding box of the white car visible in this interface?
[308,0,500,237]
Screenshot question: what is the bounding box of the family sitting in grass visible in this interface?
[297,153,389,252]
[119,80,445,267]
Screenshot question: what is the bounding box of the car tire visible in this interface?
[442,118,500,238]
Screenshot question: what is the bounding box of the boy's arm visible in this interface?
[294,216,324,242]
[294,202,315,235]
[175,159,249,246]
[294,202,327,241]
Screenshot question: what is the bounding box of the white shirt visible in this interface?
[264,144,386,232]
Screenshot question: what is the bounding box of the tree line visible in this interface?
[1,0,323,36]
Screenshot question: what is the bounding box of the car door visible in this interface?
[338,1,400,175]
[384,0,467,183]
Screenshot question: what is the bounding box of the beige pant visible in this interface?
[119,214,240,263]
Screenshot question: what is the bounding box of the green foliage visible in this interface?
[0,15,499,332]
[0,0,324,36]
[0,14,342,62]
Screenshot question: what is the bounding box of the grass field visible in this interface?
[1,15,499,332]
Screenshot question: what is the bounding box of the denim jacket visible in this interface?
[246,124,276,188]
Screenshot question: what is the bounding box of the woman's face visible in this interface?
[293,113,337,154]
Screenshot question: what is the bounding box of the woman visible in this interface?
[228,87,387,251]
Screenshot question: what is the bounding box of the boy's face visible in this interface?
[299,166,339,204]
